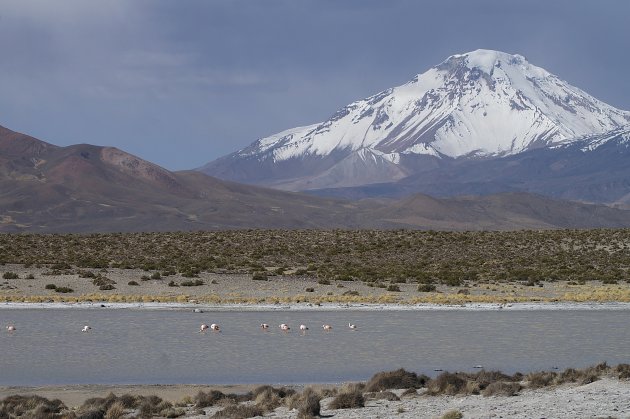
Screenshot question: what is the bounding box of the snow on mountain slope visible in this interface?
[235,50,629,160]
[201,50,630,189]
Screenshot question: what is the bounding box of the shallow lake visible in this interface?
[0,308,629,386]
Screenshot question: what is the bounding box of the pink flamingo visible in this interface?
[299,324,309,334]
[6,325,16,332]
[82,325,92,333]
[260,323,270,330]
[279,323,290,332]
[199,324,209,333]
[210,323,220,332]
[322,324,332,331]
[348,323,357,329]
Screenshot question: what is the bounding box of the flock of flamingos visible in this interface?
[4,322,358,334]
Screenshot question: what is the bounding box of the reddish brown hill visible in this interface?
[2,124,630,232]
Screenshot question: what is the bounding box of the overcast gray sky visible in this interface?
[0,0,628,170]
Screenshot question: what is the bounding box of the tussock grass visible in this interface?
[0,394,67,418]
[481,381,522,396]
[328,384,365,410]
[364,391,400,401]
[365,368,429,392]
[211,403,264,418]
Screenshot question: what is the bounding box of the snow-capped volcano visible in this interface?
[200,49,630,190]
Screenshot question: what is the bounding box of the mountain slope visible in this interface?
[308,125,630,206]
[3,124,630,232]
[0,125,365,232]
[200,49,630,190]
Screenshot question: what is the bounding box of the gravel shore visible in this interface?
[1,378,628,418]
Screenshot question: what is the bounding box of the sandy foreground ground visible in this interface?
[1,264,629,305]
[0,379,628,418]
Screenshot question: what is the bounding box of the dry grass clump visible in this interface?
[252,385,295,412]
[481,381,522,397]
[441,410,464,419]
[400,388,418,397]
[211,403,264,418]
[615,363,630,379]
[103,401,125,419]
[77,392,172,418]
[427,370,522,396]
[364,391,400,401]
[328,384,365,410]
[365,368,429,392]
[194,390,250,408]
[0,394,68,418]
[426,372,468,395]
[285,387,321,419]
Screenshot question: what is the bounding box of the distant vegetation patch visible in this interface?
[0,230,629,286]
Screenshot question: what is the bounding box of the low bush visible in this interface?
[526,371,557,389]
[55,286,74,293]
[212,404,264,418]
[305,287,315,292]
[181,279,204,286]
[615,363,630,380]
[427,372,468,395]
[482,381,521,396]
[365,369,429,392]
[317,278,331,285]
[364,391,399,401]
[252,271,268,281]
[418,284,436,292]
[128,281,139,286]
[98,284,115,291]
[328,385,364,410]
[0,394,67,418]
[441,410,463,419]
[2,272,18,279]
[386,284,401,292]
[45,283,57,290]
[294,388,321,419]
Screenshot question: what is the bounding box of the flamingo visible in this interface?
[260,323,269,330]
[210,323,220,332]
[199,324,209,333]
[348,323,357,329]
[279,323,290,331]
[322,324,332,331]
[82,325,92,333]
[6,325,16,332]
[299,324,309,334]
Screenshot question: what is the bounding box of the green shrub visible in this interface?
[418,284,436,292]
[128,281,139,286]
[2,272,18,279]
[45,283,57,290]
[55,286,74,293]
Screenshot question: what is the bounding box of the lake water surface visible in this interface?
[0,308,628,386]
